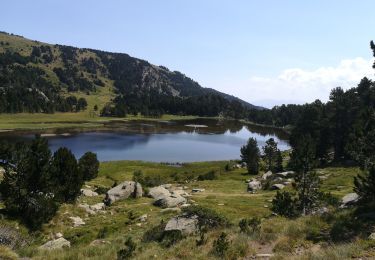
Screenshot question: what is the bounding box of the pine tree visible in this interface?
[263,138,278,172]
[240,138,260,175]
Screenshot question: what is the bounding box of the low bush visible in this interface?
[271,191,299,218]
[197,170,218,181]
[142,221,184,247]
[182,205,229,229]
[239,217,261,234]
[117,237,136,260]
[212,232,230,258]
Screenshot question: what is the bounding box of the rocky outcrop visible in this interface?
[165,216,198,235]
[340,193,359,208]
[276,171,295,178]
[247,179,262,192]
[149,185,189,208]
[69,216,85,227]
[148,186,171,200]
[81,189,98,197]
[154,195,186,208]
[79,203,106,215]
[104,181,143,205]
[262,171,273,180]
[39,237,70,250]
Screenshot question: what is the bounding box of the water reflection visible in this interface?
[0,119,290,162]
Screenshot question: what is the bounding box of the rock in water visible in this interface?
[39,237,70,250]
[165,216,198,235]
[104,181,143,205]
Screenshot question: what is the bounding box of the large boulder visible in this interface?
[148,186,171,200]
[276,171,295,178]
[165,216,198,235]
[104,181,143,205]
[262,171,273,180]
[340,193,359,208]
[247,179,262,192]
[154,194,187,208]
[39,238,70,250]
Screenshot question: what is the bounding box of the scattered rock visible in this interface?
[39,237,70,250]
[161,184,173,190]
[89,239,110,246]
[104,181,143,205]
[369,233,375,240]
[78,204,95,215]
[165,216,198,235]
[276,171,295,178]
[218,203,224,206]
[171,189,190,197]
[148,186,171,200]
[90,203,105,211]
[160,208,181,213]
[80,189,98,197]
[138,214,148,222]
[69,216,85,227]
[247,179,262,192]
[312,207,329,215]
[136,223,142,227]
[256,253,274,258]
[262,171,273,180]
[192,188,205,193]
[55,232,63,239]
[340,193,359,208]
[271,184,285,190]
[154,195,186,208]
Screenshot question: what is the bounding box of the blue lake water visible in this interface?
[3,119,290,162]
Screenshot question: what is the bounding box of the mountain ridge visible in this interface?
[0,31,263,116]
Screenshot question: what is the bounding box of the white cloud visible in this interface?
[215,57,374,108]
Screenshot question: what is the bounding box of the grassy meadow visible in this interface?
[1,159,373,259]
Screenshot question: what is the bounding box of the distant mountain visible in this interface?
[0,32,263,116]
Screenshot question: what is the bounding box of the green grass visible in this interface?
[0,160,369,259]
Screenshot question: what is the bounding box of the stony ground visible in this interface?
[0,160,374,259]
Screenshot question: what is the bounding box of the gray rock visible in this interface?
[369,233,375,240]
[154,194,186,208]
[39,237,70,250]
[90,203,105,211]
[69,216,85,227]
[104,181,143,205]
[276,171,295,178]
[148,186,171,200]
[80,189,98,197]
[89,239,110,246]
[192,188,205,193]
[78,204,96,215]
[262,171,273,180]
[271,184,285,190]
[165,216,198,235]
[160,207,181,213]
[247,179,261,192]
[138,214,148,222]
[340,193,359,208]
[171,189,190,197]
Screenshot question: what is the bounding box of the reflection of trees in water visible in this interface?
[244,124,289,141]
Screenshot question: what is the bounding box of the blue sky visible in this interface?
[2,1,375,107]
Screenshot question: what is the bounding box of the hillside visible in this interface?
[0,32,261,118]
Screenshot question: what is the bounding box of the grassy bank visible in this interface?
[0,113,201,132]
[1,160,372,259]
